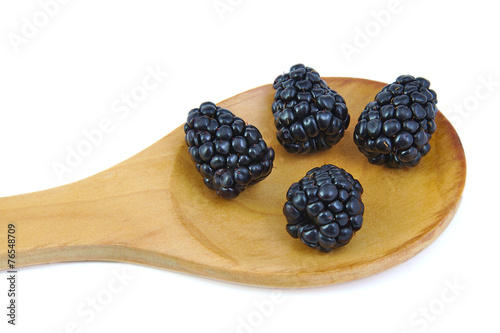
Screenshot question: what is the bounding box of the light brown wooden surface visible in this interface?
[0,77,466,288]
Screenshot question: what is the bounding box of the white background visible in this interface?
[1,0,499,332]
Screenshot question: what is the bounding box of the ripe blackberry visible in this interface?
[284,164,364,252]
[184,102,275,199]
[353,75,438,168]
[272,64,350,154]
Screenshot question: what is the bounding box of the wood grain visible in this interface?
[0,77,466,288]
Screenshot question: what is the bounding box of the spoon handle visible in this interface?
[0,132,181,269]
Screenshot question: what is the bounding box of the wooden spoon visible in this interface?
[0,77,466,288]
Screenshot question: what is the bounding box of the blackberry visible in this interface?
[353,75,438,168]
[284,164,364,252]
[272,64,350,154]
[184,102,275,199]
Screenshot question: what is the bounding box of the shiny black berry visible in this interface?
[284,164,364,252]
[272,64,350,154]
[184,102,275,199]
[353,75,438,168]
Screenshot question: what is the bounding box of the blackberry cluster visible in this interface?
[353,75,438,168]
[184,102,275,199]
[284,164,364,252]
[272,64,350,154]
